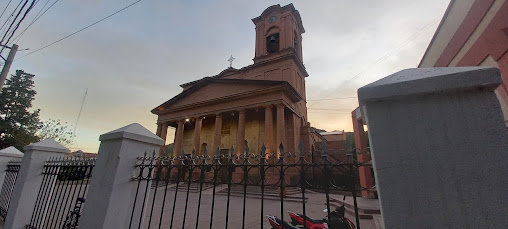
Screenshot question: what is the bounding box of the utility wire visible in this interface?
[12,0,58,44]
[0,0,23,35]
[307,96,357,101]
[308,108,352,111]
[0,0,14,21]
[16,0,142,60]
[0,0,32,55]
[0,0,36,55]
[309,14,442,108]
[336,15,441,88]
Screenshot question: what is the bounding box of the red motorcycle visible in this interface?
[287,206,355,229]
[267,196,355,229]
[287,211,326,228]
[267,215,327,229]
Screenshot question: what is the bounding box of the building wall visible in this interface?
[158,4,310,154]
[222,58,307,104]
[419,0,477,67]
[419,0,508,125]
[449,0,505,66]
[214,60,308,123]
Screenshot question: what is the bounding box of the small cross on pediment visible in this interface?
[228,55,235,68]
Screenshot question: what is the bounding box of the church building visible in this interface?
[152,4,312,156]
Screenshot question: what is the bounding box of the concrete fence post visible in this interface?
[4,139,69,229]
[79,123,163,229]
[358,67,508,228]
[0,147,23,190]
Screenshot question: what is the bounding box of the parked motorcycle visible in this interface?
[325,205,355,229]
[267,196,355,229]
[267,215,306,229]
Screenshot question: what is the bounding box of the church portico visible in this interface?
[156,101,299,157]
[152,4,313,173]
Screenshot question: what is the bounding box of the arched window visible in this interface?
[266,26,280,53]
[266,33,279,53]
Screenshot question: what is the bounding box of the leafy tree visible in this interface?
[37,119,75,148]
[0,70,41,150]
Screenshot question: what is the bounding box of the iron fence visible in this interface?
[130,142,372,229]
[26,157,96,229]
[0,159,21,220]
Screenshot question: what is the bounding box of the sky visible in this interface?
[4,0,450,152]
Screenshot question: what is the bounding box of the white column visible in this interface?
[4,139,69,229]
[79,123,163,229]
[0,147,23,191]
[358,67,508,228]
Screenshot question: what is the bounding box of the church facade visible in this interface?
[152,4,312,156]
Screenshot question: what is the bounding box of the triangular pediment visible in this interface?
[152,79,300,113]
[172,81,280,108]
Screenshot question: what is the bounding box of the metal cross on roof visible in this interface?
[228,55,235,68]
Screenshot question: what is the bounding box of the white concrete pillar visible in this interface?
[79,123,163,229]
[4,139,69,229]
[358,67,508,228]
[0,147,23,192]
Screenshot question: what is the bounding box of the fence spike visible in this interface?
[192,148,196,157]
[216,147,220,156]
[181,149,185,157]
[203,145,208,156]
[245,143,249,156]
[152,150,156,158]
[279,142,284,157]
[230,145,235,157]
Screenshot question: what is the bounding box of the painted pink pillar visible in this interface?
[173,120,185,156]
[212,114,223,153]
[158,122,168,157]
[236,110,246,155]
[192,117,203,155]
[264,105,274,156]
[352,107,375,199]
[276,104,286,156]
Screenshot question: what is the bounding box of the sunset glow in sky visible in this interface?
[8,0,449,152]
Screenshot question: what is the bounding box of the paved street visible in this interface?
[0,184,379,229]
[140,185,377,229]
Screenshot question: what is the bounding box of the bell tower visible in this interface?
[252,4,305,64]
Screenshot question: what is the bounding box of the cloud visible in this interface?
[7,0,449,151]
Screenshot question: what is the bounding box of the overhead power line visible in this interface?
[12,0,60,43]
[334,15,441,88]
[0,0,24,38]
[16,0,142,60]
[308,108,352,111]
[0,0,35,56]
[0,0,14,21]
[309,14,442,108]
[307,96,357,101]
[307,111,350,114]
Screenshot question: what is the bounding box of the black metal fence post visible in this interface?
[128,142,369,229]
[0,160,21,220]
[26,156,96,229]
